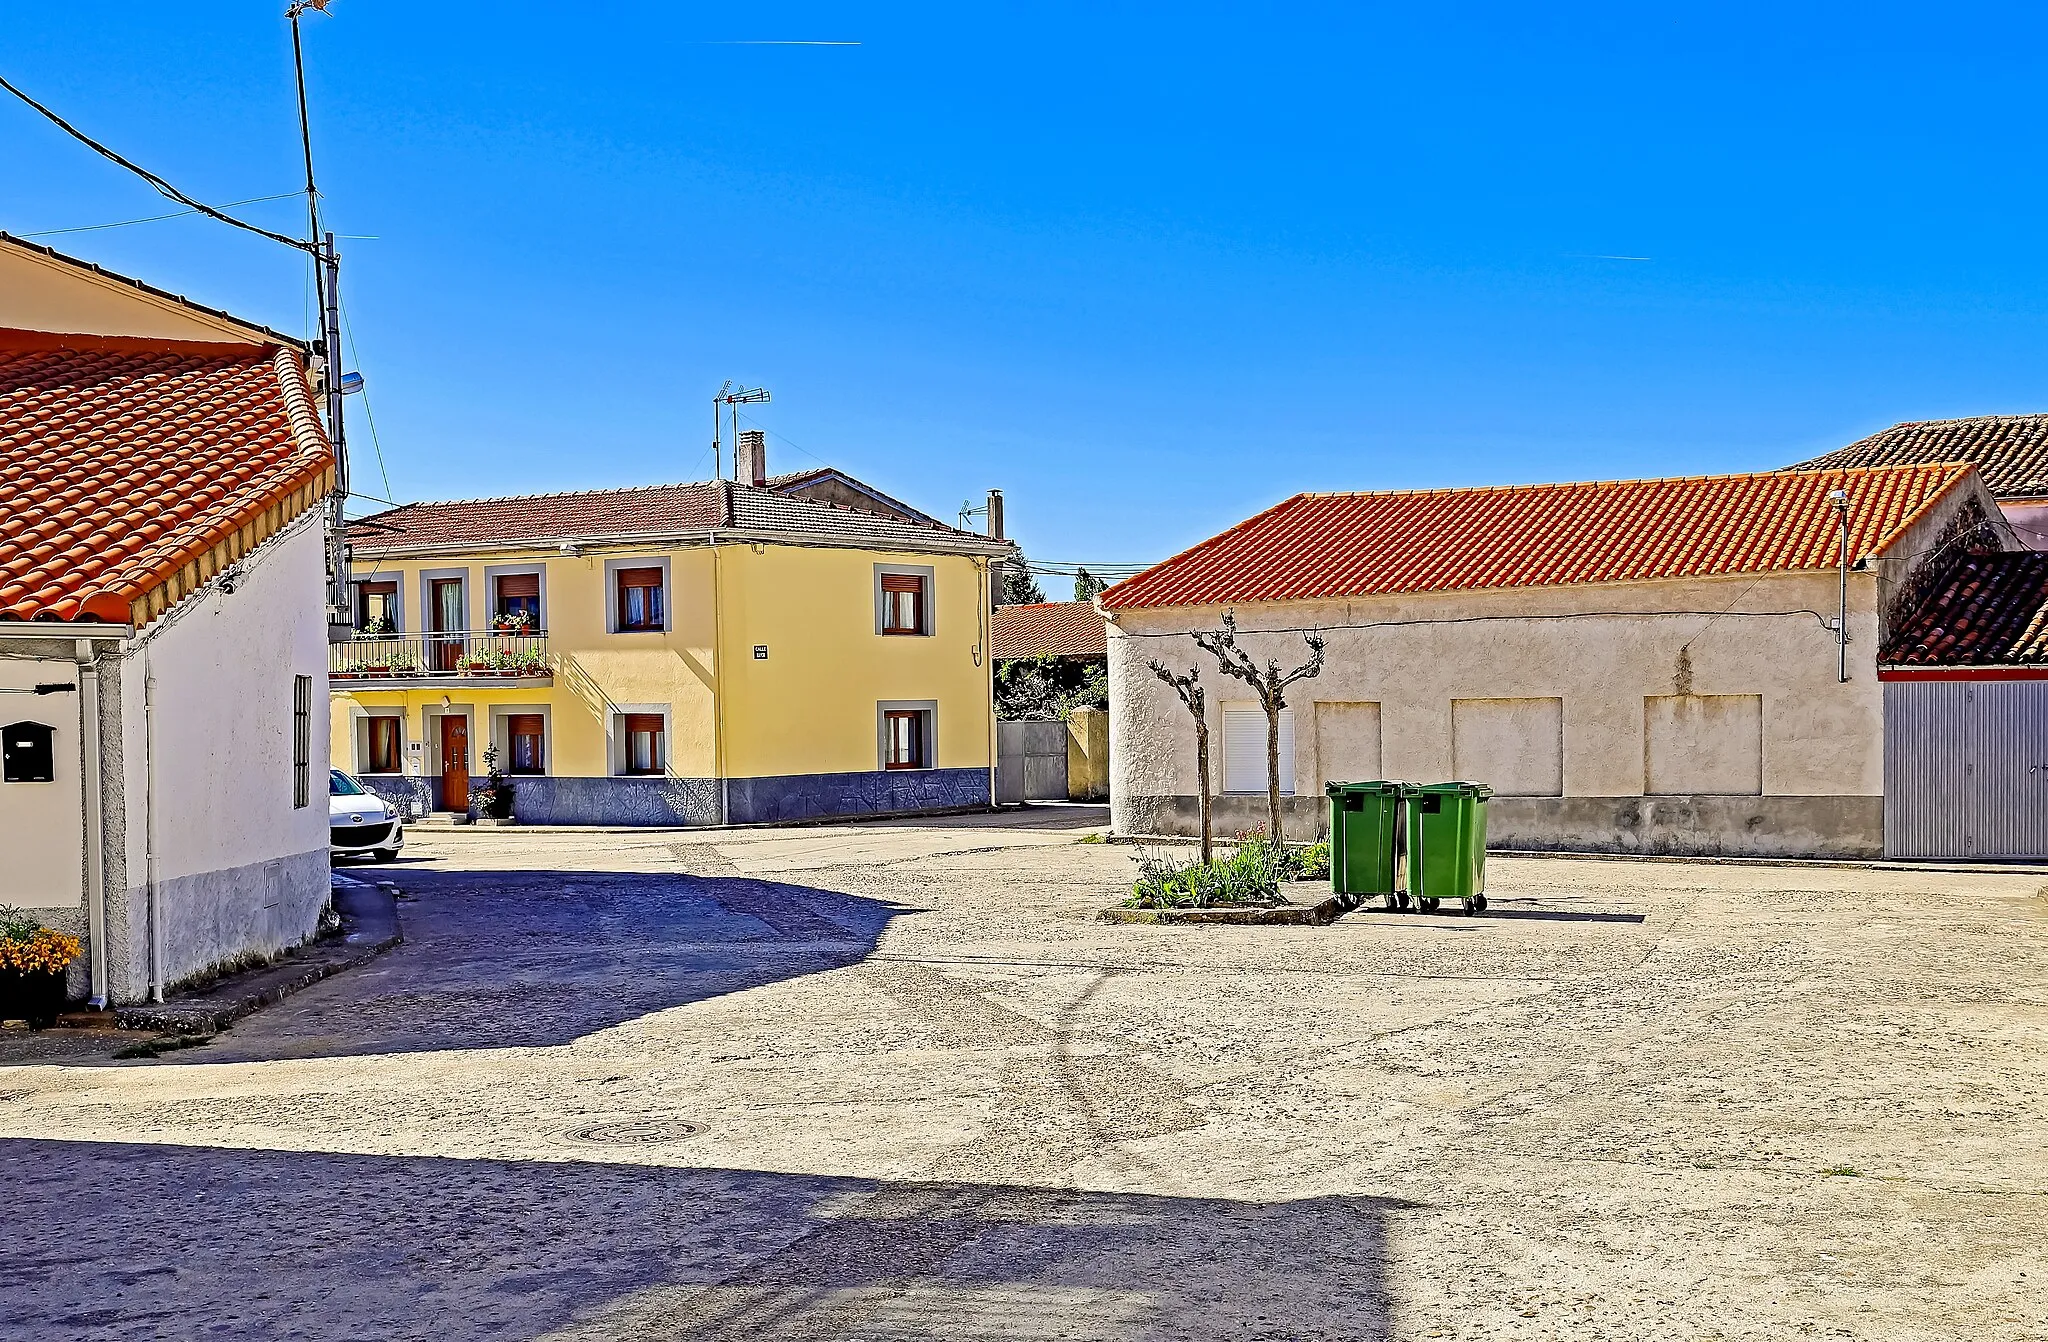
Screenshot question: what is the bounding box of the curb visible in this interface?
[115,882,403,1036]
[1100,892,1359,926]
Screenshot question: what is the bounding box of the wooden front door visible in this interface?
[440,715,471,812]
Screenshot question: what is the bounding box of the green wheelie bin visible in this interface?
[1325,781,1407,910]
[1404,781,1492,915]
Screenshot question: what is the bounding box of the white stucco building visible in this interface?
[0,234,336,1005]
[1102,463,2018,859]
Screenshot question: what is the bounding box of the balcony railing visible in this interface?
[330,631,551,682]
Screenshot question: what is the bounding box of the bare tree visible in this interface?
[1146,660,1214,863]
[1190,612,1326,845]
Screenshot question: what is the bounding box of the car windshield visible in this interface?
[329,769,367,797]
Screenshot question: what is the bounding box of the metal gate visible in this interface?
[997,720,1069,804]
[1884,679,2048,859]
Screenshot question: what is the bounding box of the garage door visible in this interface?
[1884,679,2048,859]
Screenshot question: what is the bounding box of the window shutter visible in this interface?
[359,581,398,597]
[496,573,540,600]
[618,567,663,589]
[508,714,545,736]
[1223,708,1294,796]
[881,573,923,593]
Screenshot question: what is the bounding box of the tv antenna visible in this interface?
[711,383,771,479]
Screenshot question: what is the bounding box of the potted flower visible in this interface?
[0,907,81,1029]
[471,745,516,821]
[492,610,534,635]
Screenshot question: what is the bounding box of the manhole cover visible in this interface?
[562,1118,703,1146]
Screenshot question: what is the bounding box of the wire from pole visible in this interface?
[0,73,318,255]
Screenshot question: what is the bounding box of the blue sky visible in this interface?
[7,4,2048,574]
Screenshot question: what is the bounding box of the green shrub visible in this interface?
[1291,840,1331,880]
[1126,833,1288,908]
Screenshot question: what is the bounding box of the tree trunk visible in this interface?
[1195,718,1213,864]
[1265,698,1284,845]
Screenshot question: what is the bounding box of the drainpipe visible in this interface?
[144,646,163,1001]
[76,640,109,1008]
[1828,488,1851,684]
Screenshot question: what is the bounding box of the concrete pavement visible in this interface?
[0,809,2042,1340]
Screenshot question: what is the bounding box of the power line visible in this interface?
[18,191,303,239]
[336,292,394,503]
[0,74,316,255]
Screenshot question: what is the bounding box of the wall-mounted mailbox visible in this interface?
[2,721,56,783]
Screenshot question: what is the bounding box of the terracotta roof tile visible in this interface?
[1794,415,2048,499]
[349,478,998,555]
[0,330,334,624]
[991,601,1107,659]
[1881,552,2048,666]
[1101,464,1973,612]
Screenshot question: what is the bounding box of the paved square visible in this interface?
[2,812,2043,1340]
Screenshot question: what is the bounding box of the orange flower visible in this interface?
[0,928,81,974]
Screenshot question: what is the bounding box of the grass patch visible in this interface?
[1820,1164,1862,1178]
[1076,832,1106,844]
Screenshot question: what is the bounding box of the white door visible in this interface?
[1224,708,1294,795]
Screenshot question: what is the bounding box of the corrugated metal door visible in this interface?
[1885,680,2048,858]
[997,720,1068,803]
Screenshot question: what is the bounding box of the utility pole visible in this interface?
[289,0,351,634]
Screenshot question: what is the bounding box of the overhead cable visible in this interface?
[0,73,316,255]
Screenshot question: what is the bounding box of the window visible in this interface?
[293,675,312,808]
[884,710,927,769]
[367,716,402,774]
[508,714,546,775]
[881,573,927,636]
[355,580,398,633]
[2,721,55,783]
[617,567,665,632]
[493,572,541,630]
[623,713,664,774]
[1223,707,1295,795]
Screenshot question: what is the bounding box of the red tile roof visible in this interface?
[0,330,334,625]
[991,601,1107,659]
[1881,552,2048,667]
[1794,415,2048,499]
[348,478,1003,556]
[1101,464,1975,612]
[349,482,731,551]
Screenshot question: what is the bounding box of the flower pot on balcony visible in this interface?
[0,968,68,1029]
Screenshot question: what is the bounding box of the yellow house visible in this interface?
[331,459,1014,825]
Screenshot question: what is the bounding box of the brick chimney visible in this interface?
[736,429,768,487]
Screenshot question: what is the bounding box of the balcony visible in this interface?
[330,631,553,687]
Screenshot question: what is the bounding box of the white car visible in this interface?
[330,768,405,862]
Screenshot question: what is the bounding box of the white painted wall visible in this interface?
[0,653,84,910]
[1108,566,1893,852]
[115,515,331,991]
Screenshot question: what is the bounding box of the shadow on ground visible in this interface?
[0,1140,1402,1341]
[163,868,914,1062]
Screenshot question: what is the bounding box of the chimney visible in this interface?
[985,488,1005,539]
[737,429,768,488]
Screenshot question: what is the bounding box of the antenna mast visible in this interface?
[288,0,351,633]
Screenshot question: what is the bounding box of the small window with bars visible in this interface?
[293,675,312,808]
[617,566,665,632]
[881,572,927,636]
